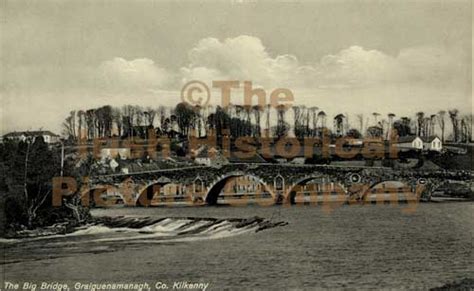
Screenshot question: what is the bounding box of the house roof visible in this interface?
[3,130,59,137]
[194,145,221,158]
[228,152,268,163]
[394,135,421,143]
[394,135,440,143]
[420,136,440,142]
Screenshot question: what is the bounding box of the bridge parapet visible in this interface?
[84,164,472,206]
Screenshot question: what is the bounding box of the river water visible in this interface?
[1,202,473,290]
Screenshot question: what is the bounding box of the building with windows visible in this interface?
[393,135,442,151]
[2,130,60,144]
[393,136,424,150]
[421,136,443,151]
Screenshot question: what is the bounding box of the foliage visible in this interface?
[0,138,89,234]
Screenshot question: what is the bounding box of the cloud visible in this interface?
[180,35,302,87]
[98,57,171,92]
[312,46,401,88]
[94,36,469,93]
[179,36,468,90]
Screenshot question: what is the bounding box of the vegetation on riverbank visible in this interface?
[0,138,90,238]
[430,278,474,290]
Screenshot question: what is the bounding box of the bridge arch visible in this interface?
[204,172,276,205]
[81,186,126,207]
[361,180,418,203]
[136,177,192,206]
[284,175,348,204]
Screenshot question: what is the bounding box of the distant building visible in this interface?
[393,135,442,151]
[193,146,229,167]
[289,157,305,164]
[228,152,268,164]
[100,147,131,160]
[2,130,60,144]
[421,136,443,151]
[393,136,423,150]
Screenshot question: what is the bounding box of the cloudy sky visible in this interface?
[1,0,472,134]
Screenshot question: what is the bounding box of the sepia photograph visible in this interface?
[1,0,473,290]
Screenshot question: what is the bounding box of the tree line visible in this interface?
[62,103,473,143]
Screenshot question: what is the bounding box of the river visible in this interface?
[1,202,473,290]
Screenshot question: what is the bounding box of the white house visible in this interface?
[394,135,442,151]
[421,136,443,151]
[100,147,131,160]
[393,136,424,150]
[193,145,229,167]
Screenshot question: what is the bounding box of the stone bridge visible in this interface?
[82,163,472,207]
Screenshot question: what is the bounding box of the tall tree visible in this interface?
[318,111,327,128]
[158,106,166,130]
[356,114,364,134]
[62,111,76,140]
[175,102,197,136]
[416,111,425,136]
[372,112,380,125]
[333,114,345,137]
[265,104,271,137]
[292,106,303,138]
[437,110,446,142]
[310,107,319,136]
[448,109,459,142]
[145,107,157,127]
[5,138,60,228]
[429,114,437,137]
[252,105,262,137]
[275,104,288,138]
[393,117,412,137]
[386,113,396,140]
[112,107,122,137]
[77,110,85,140]
[85,109,96,140]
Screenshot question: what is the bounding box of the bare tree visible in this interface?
[356,114,364,134]
[145,107,157,127]
[310,107,319,136]
[416,111,425,137]
[62,111,76,139]
[85,109,96,139]
[333,114,345,136]
[465,114,473,142]
[265,104,271,137]
[386,113,396,140]
[158,106,166,130]
[112,107,122,137]
[429,114,437,137]
[292,106,303,138]
[252,105,262,137]
[460,114,472,143]
[437,110,446,142]
[448,109,459,142]
[275,104,287,138]
[77,110,85,140]
[318,111,327,128]
[372,112,380,125]
[22,141,54,228]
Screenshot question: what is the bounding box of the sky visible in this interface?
[1,0,472,134]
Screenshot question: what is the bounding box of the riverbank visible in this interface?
[430,278,474,290]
